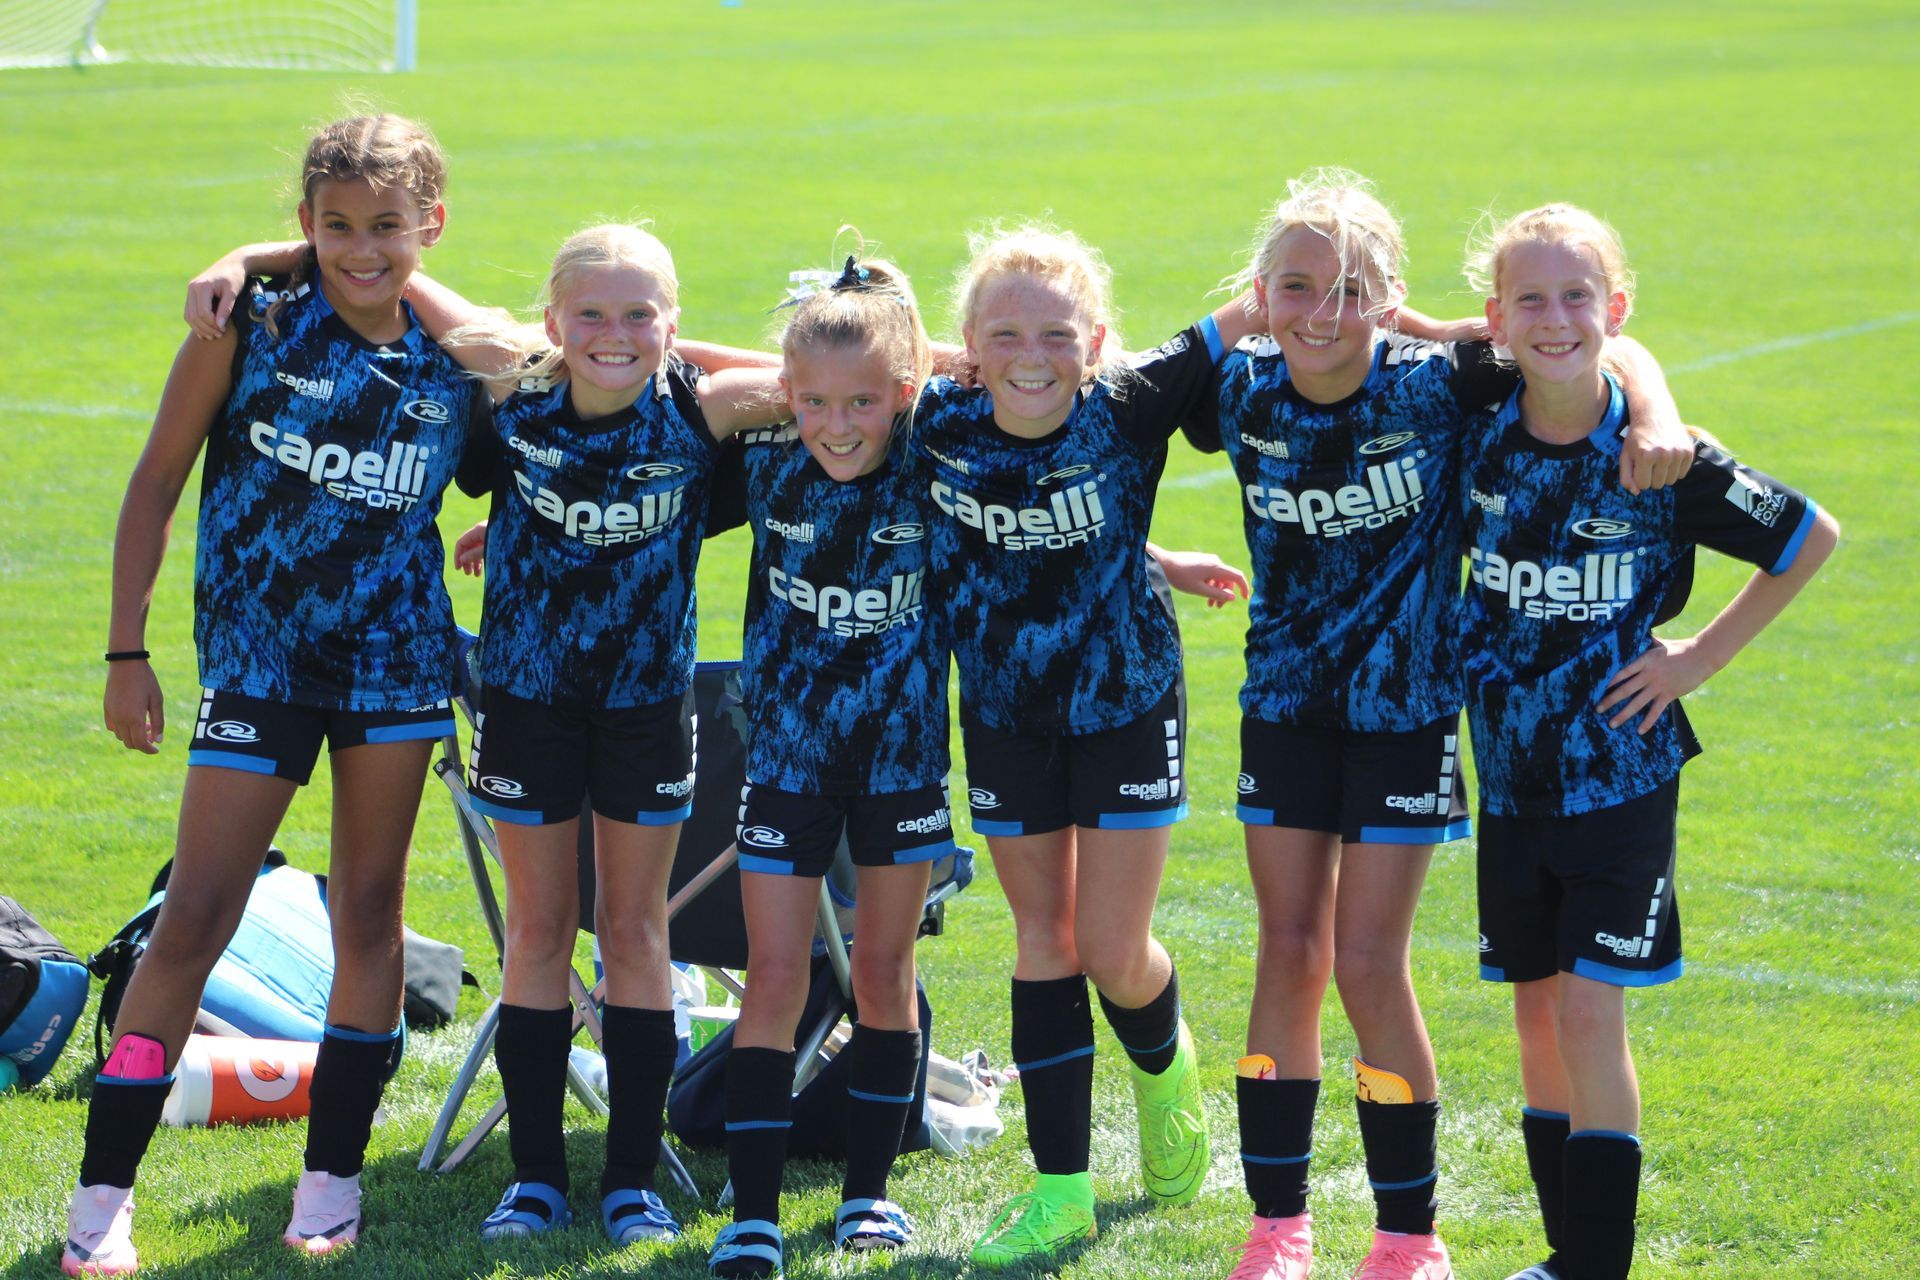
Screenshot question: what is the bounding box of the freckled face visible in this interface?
[782,343,915,481]
[964,273,1104,435]
[1255,224,1395,403]
[1487,238,1626,388]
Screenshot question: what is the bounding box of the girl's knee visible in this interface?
[1258,920,1334,987]
[1331,940,1409,997]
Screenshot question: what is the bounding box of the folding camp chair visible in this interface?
[419,645,972,1198]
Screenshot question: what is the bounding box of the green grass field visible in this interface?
[2,1,1916,1276]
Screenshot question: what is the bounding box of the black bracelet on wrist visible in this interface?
[104,650,151,662]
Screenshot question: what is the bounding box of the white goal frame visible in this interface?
[0,0,417,72]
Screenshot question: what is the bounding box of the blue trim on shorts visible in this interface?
[892,837,955,864]
[187,749,278,775]
[1240,1150,1311,1165]
[1572,955,1683,988]
[324,1022,399,1043]
[469,796,548,826]
[738,853,798,876]
[1358,817,1471,845]
[725,1119,793,1132]
[1095,803,1187,831]
[1523,1106,1571,1121]
[1570,1129,1641,1146]
[1370,1172,1438,1191]
[847,1088,916,1105]
[1015,1044,1095,1073]
[363,718,456,744]
[625,802,692,827]
[1771,500,1818,576]
[1236,804,1278,825]
[969,818,1025,836]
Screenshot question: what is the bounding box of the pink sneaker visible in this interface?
[1229,1212,1312,1280]
[283,1171,361,1255]
[61,1183,138,1276]
[1351,1229,1452,1280]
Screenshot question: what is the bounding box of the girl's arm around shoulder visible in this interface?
[105,330,238,753]
[185,240,307,341]
[1147,542,1251,609]
[1602,336,1693,494]
[675,341,780,373]
[1599,505,1839,734]
[696,366,788,442]
[1206,291,1266,356]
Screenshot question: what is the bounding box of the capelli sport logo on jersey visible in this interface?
[1357,431,1418,456]
[1470,546,1638,621]
[740,825,788,848]
[870,522,924,545]
[626,462,686,482]
[1035,464,1092,486]
[1239,432,1289,460]
[250,421,432,512]
[763,517,817,543]
[1470,489,1508,517]
[275,371,334,401]
[477,775,527,800]
[403,399,451,424]
[967,788,1001,810]
[931,476,1106,550]
[1572,518,1635,541]
[515,471,687,546]
[202,720,259,744]
[1723,471,1788,528]
[769,566,925,637]
[1244,453,1425,538]
[507,434,565,468]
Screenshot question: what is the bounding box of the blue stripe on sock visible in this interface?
[1370,1172,1438,1191]
[847,1088,916,1105]
[1240,1150,1312,1165]
[724,1119,794,1132]
[324,1023,399,1043]
[1116,1024,1180,1056]
[1014,1044,1095,1073]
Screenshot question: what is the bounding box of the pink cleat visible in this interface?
[1351,1229,1452,1280]
[62,1183,138,1276]
[283,1171,361,1256]
[1229,1212,1313,1280]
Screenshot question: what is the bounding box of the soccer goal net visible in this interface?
[0,0,416,72]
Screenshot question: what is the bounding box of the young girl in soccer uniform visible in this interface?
[1181,172,1693,1280]
[416,224,786,1248]
[1458,205,1835,1280]
[73,115,485,1275]
[701,256,949,1279]
[912,225,1263,1269]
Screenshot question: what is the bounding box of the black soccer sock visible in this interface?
[1098,967,1181,1076]
[1357,1095,1441,1234]
[600,1004,678,1198]
[1522,1107,1572,1263]
[1010,974,1095,1175]
[841,1024,922,1203]
[303,1022,400,1177]
[79,1065,174,1189]
[1563,1131,1641,1280]
[490,1003,573,1191]
[724,1046,796,1227]
[1237,1072,1319,1219]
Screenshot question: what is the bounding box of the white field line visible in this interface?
[1668,311,1920,374]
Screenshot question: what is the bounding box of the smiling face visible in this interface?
[298,176,443,339]
[963,272,1104,437]
[1487,237,1628,390]
[782,342,915,482]
[543,263,678,418]
[1255,223,1401,404]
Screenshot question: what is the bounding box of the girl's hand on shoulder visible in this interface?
[104,661,165,753]
[185,254,252,341]
[1153,547,1251,608]
[453,520,488,576]
[1598,635,1716,734]
[1619,421,1695,494]
[1397,306,1489,345]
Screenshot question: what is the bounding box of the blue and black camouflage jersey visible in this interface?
[1459,375,1820,817]
[914,320,1224,734]
[195,278,483,711]
[1184,334,1514,732]
[732,424,948,795]
[457,357,719,707]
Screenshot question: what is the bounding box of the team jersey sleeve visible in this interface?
[1110,319,1227,449]
[663,354,722,450]
[1672,440,1820,576]
[1445,338,1520,411]
[453,410,502,499]
[704,435,750,538]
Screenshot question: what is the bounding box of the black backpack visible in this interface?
[0,894,90,1087]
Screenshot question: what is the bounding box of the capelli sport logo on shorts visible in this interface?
[870,523,924,545]
[627,462,686,481]
[1386,792,1439,814]
[895,807,952,836]
[477,776,527,800]
[967,788,1001,810]
[203,720,259,743]
[403,399,451,424]
[740,825,787,848]
[655,777,694,799]
[1595,930,1652,959]
[1119,778,1176,801]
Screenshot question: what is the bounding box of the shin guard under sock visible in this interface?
[79,1034,173,1189]
[1236,1059,1318,1219]
[1097,967,1181,1076]
[303,1023,400,1177]
[1010,974,1095,1175]
[1354,1059,1439,1235]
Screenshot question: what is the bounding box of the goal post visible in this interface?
[0,0,417,72]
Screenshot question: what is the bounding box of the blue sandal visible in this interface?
[480,1181,572,1239]
[602,1187,680,1245]
[834,1197,914,1252]
[709,1218,783,1277]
